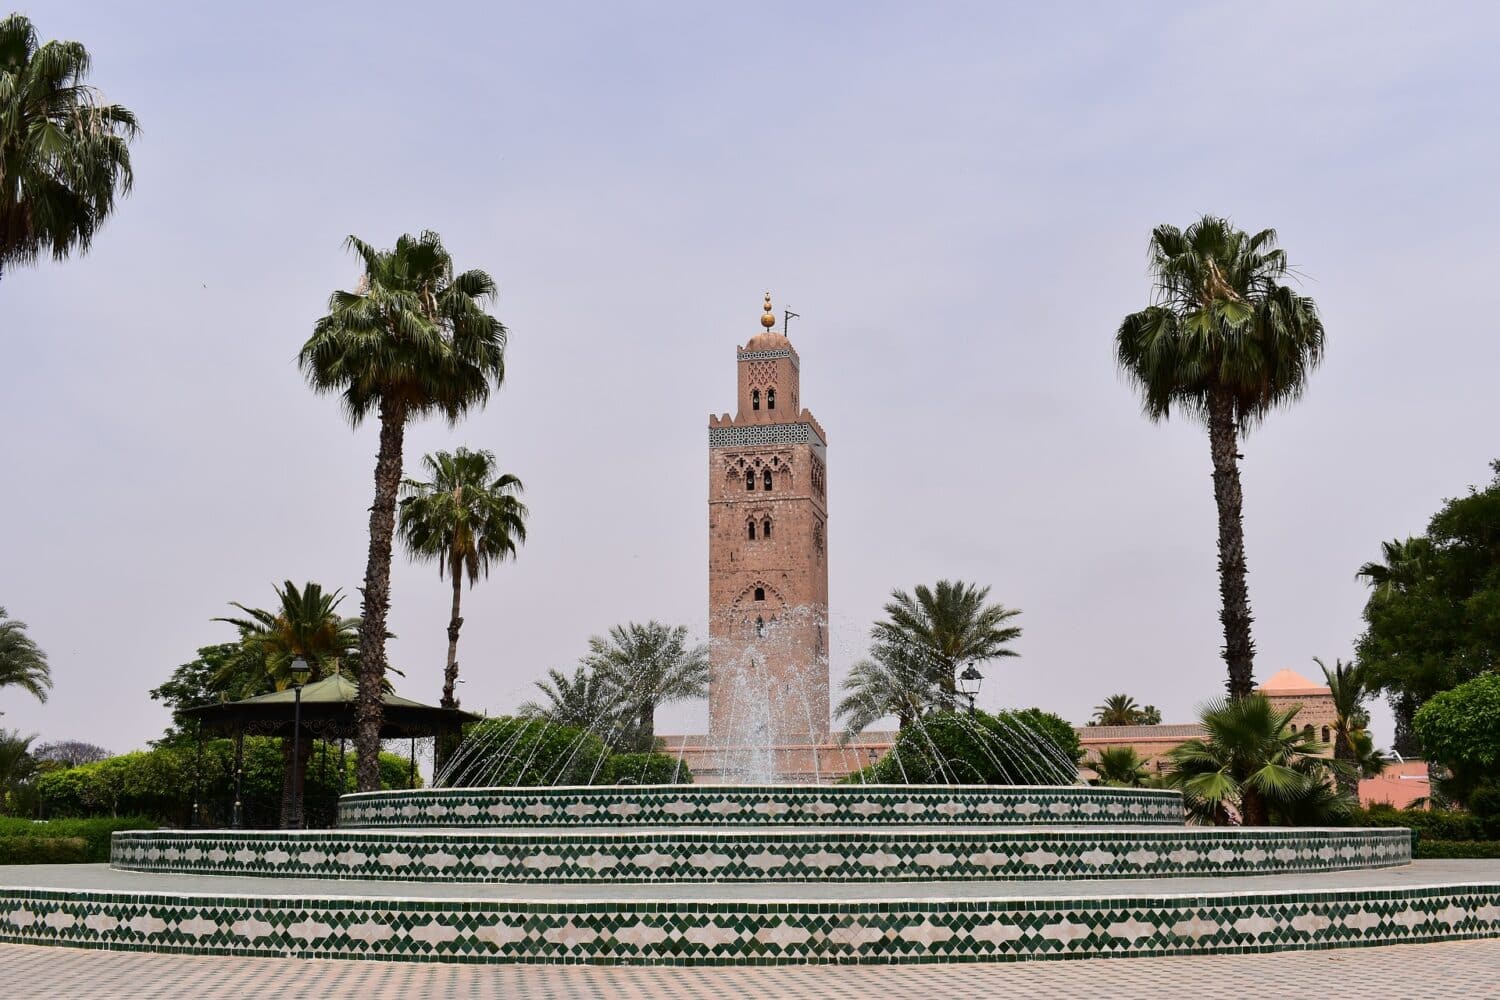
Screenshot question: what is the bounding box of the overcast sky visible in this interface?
[4,1,1498,755]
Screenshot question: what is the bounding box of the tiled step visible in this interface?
[2,862,1496,965]
[110,826,1412,883]
[338,784,1185,829]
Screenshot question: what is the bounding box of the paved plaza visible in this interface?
[0,938,1495,998]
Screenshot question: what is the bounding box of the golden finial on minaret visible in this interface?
[761,291,776,330]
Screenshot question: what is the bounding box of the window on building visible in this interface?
[1322,726,1331,743]
[762,518,773,538]
[755,616,766,638]
[745,469,755,491]
[766,388,776,410]
[753,587,765,602]
[746,520,756,540]
[751,389,760,411]
[763,469,773,490]
[1303,725,1314,739]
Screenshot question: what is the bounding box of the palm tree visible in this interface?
[1356,536,1432,604]
[1116,216,1325,700]
[1090,746,1151,787]
[835,644,936,737]
[518,665,619,733]
[1167,694,1338,825]
[299,231,507,791]
[214,581,360,827]
[0,608,51,704]
[0,14,139,281]
[870,580,1022,706]
[583,622,708,751]
[399,447,528,719]
[1315,656,1370,799]
[1091,694,1143,726]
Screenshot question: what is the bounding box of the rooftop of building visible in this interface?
[1257,667,1332,697]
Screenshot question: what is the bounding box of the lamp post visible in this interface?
[958,663,982,717]
[290,657,312,829]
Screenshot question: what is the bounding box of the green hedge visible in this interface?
[1353,804,1487,841]
[1414,839,1500,860]
[0,836,90,865]
[841,709,1083,785]
[0,817,157,860]
[599,751,692,785]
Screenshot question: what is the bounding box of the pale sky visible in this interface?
[4,1,1498,755]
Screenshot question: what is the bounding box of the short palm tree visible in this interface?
[835,644,936,737]
[399,447,527,718]
[299,231,507,791]
[1315,656,1370,799]
[1167,694,1336,825]
[0,607,51,703]
[1356,536,1432,604]
[870,580,1021,707]
[1116,216,1325,700]
[1090,746,1151,787]
[1091,694,1143,726]
[214,581,360,827]
[0,14,139,280]
[519,665,620,734]
[583,622,708,751]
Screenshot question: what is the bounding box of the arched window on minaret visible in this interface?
[745,469,755,491]
[746,520,756,541]
[755,616,766,638]
[762,518,773,538]
[753,587,765,602]
[766,388,776,410]
[762,469,773,491]
[751,389,760,411]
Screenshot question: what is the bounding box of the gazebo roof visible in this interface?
[183,674,480,740]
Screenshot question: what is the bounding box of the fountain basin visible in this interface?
[338,784,1186,829]
[111,825,1412,883]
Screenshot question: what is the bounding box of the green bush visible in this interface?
[34,740,419,828]
[841,709,1082,785]
[445,717,610,786]
[1414,839,1500,860]
[0,836,90,865]
[599,752,692,785]
[1353,804,1486,841]
[0,817,157,860]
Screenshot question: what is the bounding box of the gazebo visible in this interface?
[183,674,479,827]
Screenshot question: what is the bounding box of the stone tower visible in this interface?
[707,294,830,745]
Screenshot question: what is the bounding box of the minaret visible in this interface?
[707,294,830,746]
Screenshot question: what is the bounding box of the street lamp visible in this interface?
[958,664,982,717]
[289,657,312,829]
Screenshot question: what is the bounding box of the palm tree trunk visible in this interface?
[355,399,406,792]
[434,558,465,774]
[1240,787,1268,826]
[1334,730,1358,799]
[1207,390,1256,700]
[639,706,654,752]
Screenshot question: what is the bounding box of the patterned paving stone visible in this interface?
[0,938,1497,998]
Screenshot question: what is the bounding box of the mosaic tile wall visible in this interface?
[337,785,1186,829]
[111,828,1412,884]
[1,882,1495,965]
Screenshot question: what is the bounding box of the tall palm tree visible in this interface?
[1167,694,1336,825]
[583,622,708,751]
[0,607,51,703]
[0,14,139,281]
[1116,216,1325,700]
[835,644,935,737]
[1315,656,1371,799]
[1091,694,1144,726]
[399,447,528,718]
[1356,536,1432,605]
[214,581,360,827]
[871,580,1022,706]
[299,231,507,791]
[518,665,620,733]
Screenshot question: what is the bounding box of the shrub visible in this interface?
[1413,673,1500,797]
[1414,839,1500,860]
[0,836,90,864]
[599,752,692,785]
[1353,804,1486,841]
[0,817,157,860]
[842,709,1081,785]
[444,717,610,786]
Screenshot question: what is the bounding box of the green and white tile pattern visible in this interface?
[337,785,1185,829]
[110,827,1412,884]
[1,881,1495,965]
